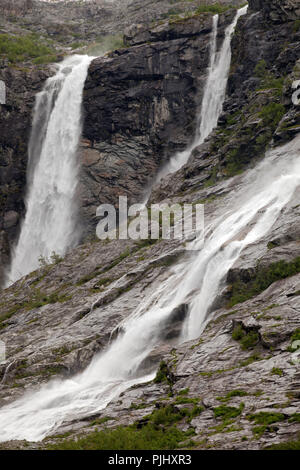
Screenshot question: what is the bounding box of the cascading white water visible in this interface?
[0,133,299,443]
[1,4,297,444]
[6,55,93,286]
[157,5,247,179]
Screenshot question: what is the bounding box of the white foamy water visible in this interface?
[0,133,299,442]
[157,5,247,179]
[6,55,93,286]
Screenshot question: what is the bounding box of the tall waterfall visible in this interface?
[6,55,93,286]
[0,133,299,443]
[158,5,247,178]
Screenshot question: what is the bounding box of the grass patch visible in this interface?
[89,417,115,427]
[154,361,174,385]
[86,34,124,56]
[178,388,189,396]
[293,20,300,32]
[195,4,233,14]
[254,60,285,98]
[258,103,285,128]
[175,396,198,405]
[0,288,72,329]
[239,354,262,367]
[76,248,132,286]
[289,414,300,423]
[287,329,300,351]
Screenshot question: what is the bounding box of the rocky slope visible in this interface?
[0,0,299,450]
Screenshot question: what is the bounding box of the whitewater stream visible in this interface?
[156,5,248,179]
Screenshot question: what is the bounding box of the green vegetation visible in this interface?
[175,396,198,405]
[204,166,218,188]
[0,33,58,64]
[0,287,72,330]
[248,411,285,425]
[287,329,300,352]
[217,390,248,403]
[214,56,287,177]
[47,405,196,450]
[129,402,149,411]
[213,403,244,421]
[271,367,283,377]
[239,353,261,367]
[289,414,300,423]
[228,257,300,307]
[224,101,285,177]
[232,325,259,350]
[154,361,173,385]
[259,103,285,128]
[195,3,233,14]
[254,60,285,97]
[14,361,65,380]
[293,19,300,33]
[76,247,132,286]
[86,34,124,56]
[38,252,64,268]
[247,411,285,439]
[267,241,280,250]
[265,438,300,450]
[89,417,115,427]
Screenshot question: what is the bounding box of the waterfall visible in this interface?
[157,5,248,179]
[6,55,93,286]
[0,133,299,443]
[1,4,296,444]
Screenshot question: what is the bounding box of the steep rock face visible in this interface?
[80,11,235,234]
